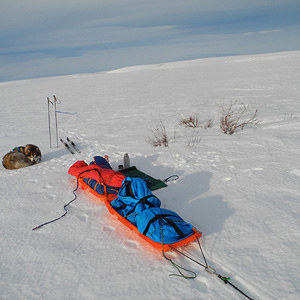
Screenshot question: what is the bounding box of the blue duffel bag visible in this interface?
[111,177,161,226]
[135,207,194,244]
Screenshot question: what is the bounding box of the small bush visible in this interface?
[180,114,214,129]
[148,122,169,147]
[219,100,259,135]
[188,129,202,147]
[180,114,201,128]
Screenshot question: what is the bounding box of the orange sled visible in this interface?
[79,178,202,251]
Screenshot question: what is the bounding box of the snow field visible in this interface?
[0,51,300,299]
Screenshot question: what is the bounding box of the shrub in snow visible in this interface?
[180,114,214,129]
[188,129,202,147]
[180,114,201,128]
[219,100,259,135]
[148,122,169,147]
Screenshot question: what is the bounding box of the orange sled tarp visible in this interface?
[79,178,202,252]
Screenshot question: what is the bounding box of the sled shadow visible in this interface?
[160,171,234,236]
[127,155,234,236]
[125,154,185,180]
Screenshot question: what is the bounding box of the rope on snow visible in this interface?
[162,237,254,300]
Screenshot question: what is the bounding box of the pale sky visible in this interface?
[1,0,299,82]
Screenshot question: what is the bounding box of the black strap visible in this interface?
[163,175,179,183]
[115,202,127,212]
[142,214,185,239]
[124,180,135,198]
[125,195,156,217]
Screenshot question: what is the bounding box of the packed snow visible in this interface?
[1,51,300,300]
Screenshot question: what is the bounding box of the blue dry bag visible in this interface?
[111,177,161,226]
[135,207,194,244]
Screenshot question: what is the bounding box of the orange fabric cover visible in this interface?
[68,160,125,188]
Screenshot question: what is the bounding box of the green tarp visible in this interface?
[121,166,167,191]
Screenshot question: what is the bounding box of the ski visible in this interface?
[67,137,81,153]
[60,138,75,154]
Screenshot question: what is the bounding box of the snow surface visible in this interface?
[1,51,300,300]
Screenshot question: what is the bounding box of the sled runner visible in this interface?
[75,158,202,251]
[79,178,201,251]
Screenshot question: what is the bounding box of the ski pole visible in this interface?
[47,97,52,148]
[53,95,59,148]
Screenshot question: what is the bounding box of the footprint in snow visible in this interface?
[242,167,264,174]
[195,278,208,293]
[42,184,53,189]
[77,214,88,223]
[290,169,300,177]
[122,240,139,250]
[102,225,115,232]
[221,177,232,182]
[252,167,264,171]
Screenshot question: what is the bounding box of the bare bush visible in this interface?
[219,100,259,135]
[180,114,214,129]
[180,114,201,128]
[188,129,202,147]
[148,122,169,147]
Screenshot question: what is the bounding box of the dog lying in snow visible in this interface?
[2,144,42,170]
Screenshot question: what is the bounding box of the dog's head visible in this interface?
[24,144,42,164]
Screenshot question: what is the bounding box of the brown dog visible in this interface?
[2,144,42,170]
